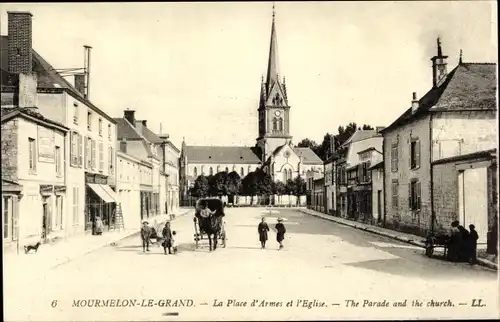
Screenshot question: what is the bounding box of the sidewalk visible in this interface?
[3,208,193,279]
[299,208,498,271]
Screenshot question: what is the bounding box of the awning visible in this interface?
[87,184,114,203]
[100,185,119,203]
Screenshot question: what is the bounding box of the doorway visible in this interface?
[377,190,382,224]
[42,197,51,241]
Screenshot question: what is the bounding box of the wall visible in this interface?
[1,119,19,182]
[116,152,142,228]
[432,111,497,161]
[383,114,431,236]
[36,93,66,124]
[346,136,383,167]
[371,167,384,223]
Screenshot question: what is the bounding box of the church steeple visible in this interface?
[265,3,280,94]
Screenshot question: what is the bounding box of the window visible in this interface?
[209,167,213,176]
[3,196,15,240]
[78,134,82,167]
[84,137,89,169]
[410,139,421,169]
[193,167,198,177]
[87,112,92,131]
[28,138,36,172]
[391,180,399,208]
[99,142,104,171]
[216,165,220,173]
[391,143,398,172]
[277,118,283,131]
[55,146,61,176]
[72,186,79,224]
[91,139,96,169]
[119,160,123,179]
[409,180,421,211]
[240,167,244,176]
[108,124,111,140]
[98,118,103,136]
[73,102,78,124]
[70,132,81,167]
[272,118,278,131]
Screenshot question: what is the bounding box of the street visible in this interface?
[4,208,498,321]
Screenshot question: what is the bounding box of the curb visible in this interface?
[300,209,498,271]
[51,209,194,270]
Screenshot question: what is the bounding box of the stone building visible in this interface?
[369,160,384,225]
[1,11,118,238]
[1,73,69,252]
[381,39,497,244]
[179,9,322,202]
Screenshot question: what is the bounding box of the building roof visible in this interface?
[432,148,496,166]
[1,107,68,131]
[341,129,380,148]
[293,147,323,164]
[368,160,384,170]
[0,35,116,124]
[185,146,262,164]
[382,62,497,133]
[114,118,142,140]
[139,125,163,144]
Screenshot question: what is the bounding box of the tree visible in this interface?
[362,124,374,130]
[226,171,241,196]
[297,138,318,150]
[273,180,287,195]
[209,171,230,196]
[189,175,209,198]
[293,176,306,196]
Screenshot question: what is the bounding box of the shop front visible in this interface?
[85,173,119,234]
[2,180,22,254]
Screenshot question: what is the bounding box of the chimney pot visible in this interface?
[18,72,38,108]
[124,110,136,125]
[411,92,419,113]
[7,11,33,75]
[142,120,147,127]
[412,92,417,100]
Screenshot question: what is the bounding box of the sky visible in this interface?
[0,2,497,149]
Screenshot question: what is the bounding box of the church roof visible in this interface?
[294,147,323,165]
[185,146,262,164]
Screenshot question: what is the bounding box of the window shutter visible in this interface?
[70,133,74,165]
[408,183,412,210]
[416,140,421,168]
[91,140,96,169]
[417,181,421,210]
[78,134,83,167]
[84,138,88,170]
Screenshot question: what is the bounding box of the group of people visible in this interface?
[140,221,178,255]
[258,217,287,250]
[447,221,479,264]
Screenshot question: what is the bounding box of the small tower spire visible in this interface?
[272,2,276,21]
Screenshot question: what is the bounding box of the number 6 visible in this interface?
[51,300,58,308]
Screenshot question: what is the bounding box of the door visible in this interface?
[42,199,49,241]
[377,190,382,223]
[461,167,489,246]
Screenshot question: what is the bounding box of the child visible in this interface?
[171,231,178,254]
[275,218,286,250]
[468,224,479,265]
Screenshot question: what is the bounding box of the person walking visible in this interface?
[141,221,151,252]
[258,217,270,249]
[95,216,103,236]
[162,221,173,255]
[468,224,479,265]
[275,218,286,250]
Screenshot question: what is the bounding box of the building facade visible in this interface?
[1,11,119,238]
[381,39,498,245]
[1,73,69,252]
[179,10,323,203]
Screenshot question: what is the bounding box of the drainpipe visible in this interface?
[382,138,387,228]
[429,114,435,233]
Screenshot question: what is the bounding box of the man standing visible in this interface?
[258,217,270,249]
[162,221,173,255]
[141,221,151,252]
[275,218,287,250]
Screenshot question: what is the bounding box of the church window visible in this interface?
[288,169,292,180]
[272,118,278,131]
[209,167,213,176]
[283,169,288,182]
[217,165,220,173]
[278,118,283,131]
[193,167,197,177]
[240,167,244,176]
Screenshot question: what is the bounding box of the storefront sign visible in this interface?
[40,185,54,195]
[54,185,66,194]
[85,173,108,185]
[37,126,55,163]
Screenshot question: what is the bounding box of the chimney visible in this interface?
[141,120,147,127]
[124,110,136,125]
[18,73,38,109]
[74,74,85,95]
[411,92,419,113]
[7,11,33,75]
[431,37,448,88]
[376,126,386,134]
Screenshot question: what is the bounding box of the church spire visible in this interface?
[265,3,280,93]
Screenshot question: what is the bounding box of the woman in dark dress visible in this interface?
[258,217,270,249]
[275,218,286,250]
[468,224,479,264]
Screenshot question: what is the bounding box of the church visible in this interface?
[180,9,323,200]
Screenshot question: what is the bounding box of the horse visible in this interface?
[196,212,223,251]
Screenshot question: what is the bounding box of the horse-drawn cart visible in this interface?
[194,198,226,250]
